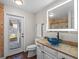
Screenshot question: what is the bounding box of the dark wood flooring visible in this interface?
[6,52,37,59]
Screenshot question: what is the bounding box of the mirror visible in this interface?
[47,0,77,31]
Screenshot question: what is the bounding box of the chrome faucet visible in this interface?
[57,32,59,40]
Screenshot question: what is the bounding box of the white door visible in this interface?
[6,14,24,56]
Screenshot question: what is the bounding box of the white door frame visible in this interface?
[4,13,24,57]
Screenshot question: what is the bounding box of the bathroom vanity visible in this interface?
[36,39,78,59]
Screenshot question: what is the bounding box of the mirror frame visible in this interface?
[46,0,78,31]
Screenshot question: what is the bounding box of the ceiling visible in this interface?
[0,0,56,13]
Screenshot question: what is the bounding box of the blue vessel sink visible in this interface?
[47,38,61,45]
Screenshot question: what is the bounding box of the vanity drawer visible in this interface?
[58,52,75,59]
[44,46,57,56]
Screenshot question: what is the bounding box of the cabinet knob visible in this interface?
[62,57,65,59]
[37,45,41,47]
[41,51,44,53]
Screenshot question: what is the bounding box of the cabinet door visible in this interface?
[37,49,44,59]
[44,53,52,59]
[44,51,57,59]
[36,43,44,59]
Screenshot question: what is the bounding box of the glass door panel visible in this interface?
[8,18,21,50]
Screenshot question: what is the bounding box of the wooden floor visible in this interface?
[6,52,37,59]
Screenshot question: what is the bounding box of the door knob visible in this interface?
[21,35,24,37]
[21,33,24,37]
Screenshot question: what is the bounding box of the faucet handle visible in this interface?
[57,32,59,40]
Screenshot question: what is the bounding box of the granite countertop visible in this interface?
[36,39,78,59]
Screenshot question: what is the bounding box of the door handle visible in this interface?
[21,33,24,37]
[21,35,24,37]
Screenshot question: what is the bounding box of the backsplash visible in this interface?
[45,32,78,42]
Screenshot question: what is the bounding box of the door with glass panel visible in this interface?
[7,14,24,56]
